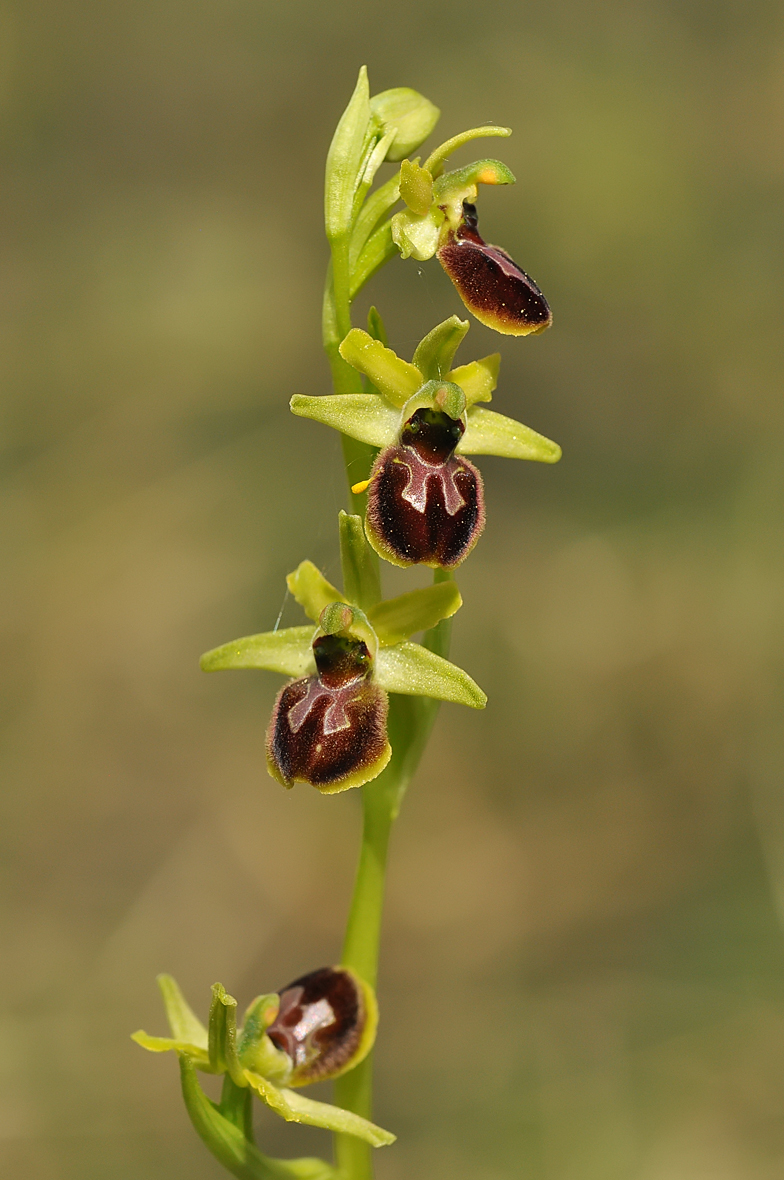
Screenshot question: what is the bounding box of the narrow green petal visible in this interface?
[448,354,500,405]
[375,641,486,708]
[340,510,381,611]
[399,158,433,216]
[367,582,462,646]
[158,974,209,1049]
[244,1072,395,1148]
[412,315,469,381]
[287,561,346,621]
[131,1031,211,1069]
[458,406,562,463]
[179,1056,338,1180]
[200,627,315,676]
[290,394,398,449]
[338,329,421,407]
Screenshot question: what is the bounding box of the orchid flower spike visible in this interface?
[133,968,394,1153]
[291,316,561,568]
[200,535,486,792]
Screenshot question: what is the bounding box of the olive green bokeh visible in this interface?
[2,2,784,1179]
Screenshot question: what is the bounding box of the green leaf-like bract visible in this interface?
[325,67,371,243]
[339,510,381,610]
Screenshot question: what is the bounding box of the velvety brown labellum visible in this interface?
[437,201,552,336]
[366,422,485,568]
[266,967,364,1084]
[266,672,389,791]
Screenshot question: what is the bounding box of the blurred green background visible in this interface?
[2,1,784,1177]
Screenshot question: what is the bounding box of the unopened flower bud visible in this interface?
[369,88,440,162]
[266,966,378,1085]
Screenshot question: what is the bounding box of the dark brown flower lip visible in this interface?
[437,201,552,336]
[266,966,365,1084]
[365,443,485,569]
[266,674,390,792]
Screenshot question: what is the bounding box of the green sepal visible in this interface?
[449,354,499,405]
[325,67,371,243]
[423,125,511,178]
[244,1071,395,1148]
[366,306,387,345]
[399,158,434,216]
[369,87,440,161]
[287,561,346,620]
[131,1030,212,1070]
[238,995,292,1084]
[338,329,421,406]
[413,315,469,380]
[158,973,209,1049]
[209,983,246,1086]
[458,406,562,463]
[179,1055,339,1180]
[339,510,381,610]
[375,641,486,708]
[290,394,398,450]
[132,974,211,1068]
[200,626,315,676]
[367,582,462,646]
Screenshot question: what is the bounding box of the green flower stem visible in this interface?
[324,210,453,1180]
[332,573,452,1180]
